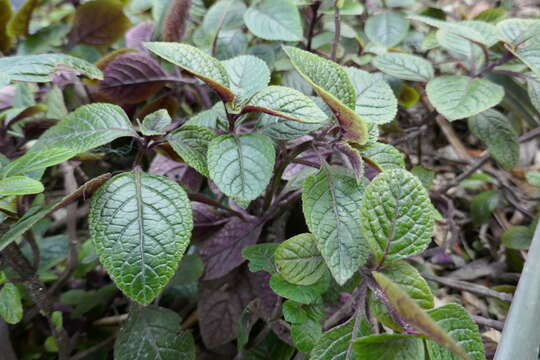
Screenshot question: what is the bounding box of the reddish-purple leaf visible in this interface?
[283,150,320,180]
[191,202,229,242]
[335,142,363,183]
[98,51,171,104]
[198,270,257,348]
[68,0,131,47]
[125,22,154,51]
[249,271,278,319]
[149,153,202,192]
[199,216,264,280]
[162,0,191,43]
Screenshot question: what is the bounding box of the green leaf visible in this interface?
[527,76,540,113]
[411,166,435,189]
[470,190,499,226]
[244,86,328,123]
[512,42,540,77]
[346,68,397,125]
[167,125,216,176]
[144,42,235,102]
[352,334,425,360]
[257,113,326,140]
[468,109,519,170]
[502,226,532,250]
[6,0,38,37]
[0,283,22,324]
[244,0,302,41]
[0,148,76,178]
[496,18,540,45]
[140,109,171,136]
[282,299,324,324]
[372,53,434,82]
[269,273,329,304]
[372,272,469,360]
[370,261,434,331]
[283,46,368,144]
[33,103,137,153]
[426,76,504,121]
[291,320,322,353]
[426,304,486,360]
[0,176,44,196]
[202,0,246,35]
[365,11,410,47]
[115,306,196,360]
[274,233,326,286]
[222,55,270,101]
[207,134,275,202]
[360,142,405,171]
[89,170,193,305]
[360,169,434,263]
[526,170,540,187]
[242,243,279,273]
[303,167,369,285]
[0,53,102,83]
[310,315,372,360]
[0,0,13,52]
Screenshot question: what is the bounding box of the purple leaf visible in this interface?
[199,216,264,280]
[98,51,171,104]
[125,22,154,51]
[191,202,229,242]
[162,0,191,43]
[198,270,257,348]
[249,271,278,319]
[149,154,202,192]
[283,150,320,180]
[335,142,363,183]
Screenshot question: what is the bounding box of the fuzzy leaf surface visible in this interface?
[167,125,216,176]
[244,0,302,41]
[360,169,433,263]
[426,76,504,121]
[303,167,369,285]
[89,170,193,304]
[207,134,275,202]
[0,283,22,325]
[365,10,410,47]
[372,53,434,82]
[352,334,425,360]
[222,55,270,101]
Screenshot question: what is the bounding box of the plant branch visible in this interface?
[331,0,341,61]
[188,193,246,220]
[421,273,512,302]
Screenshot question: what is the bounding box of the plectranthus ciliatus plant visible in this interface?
[0,0,539,359]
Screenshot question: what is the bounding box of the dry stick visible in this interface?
[331,0,341,61]
[442,125,540,193]
[470,315,504,331]
[421,273,513,302]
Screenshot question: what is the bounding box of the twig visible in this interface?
[421,273,512,302]
[331,0,341,61]
[188,193,246,220]
[324,282,366,330]
[92,314,129,326]
[306,2,321,51]
[471,315,504,331]
[69,336,115,360]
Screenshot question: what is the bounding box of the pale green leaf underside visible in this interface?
[245,86,328,123]
[0,283,23,325]
[496,18,540,45]
[1,147,76,178]
[243,0,303,41]
[140,109,171,136]
[207,133,275,202]
[365,10,410,47]
[167,125,216,176]
[144,42,234,102]
[372,53,434,82]
[115,306,196,360]
[512,42,540,77]
[346,68,397,125]
[528,76,540,113]
[360,142,405,171]
[0,53,102,82]
[222,55,270,101]
[360,169,434,263]
[274,233,326,286]
[426,76,504,121]
[426,304,486,360]
[303,167,369,285]
[89,170,193,305]
[468,109,519,170]
[257,113,326,140]
[33,103,137,154]
[0,176,44,196]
